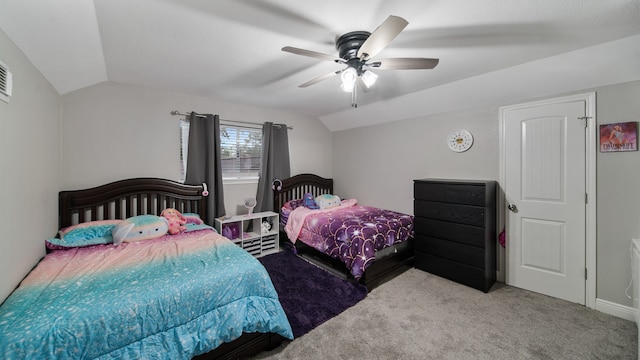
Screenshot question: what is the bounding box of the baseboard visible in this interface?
[595,298,636,322]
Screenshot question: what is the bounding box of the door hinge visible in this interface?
[585,193,588,204]
[585,268,588,280]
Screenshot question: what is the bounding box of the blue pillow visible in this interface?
[46,220,124,249]
[46,235,113,249]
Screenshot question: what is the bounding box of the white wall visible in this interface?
[0,30,61,302]
[60,81,333,215]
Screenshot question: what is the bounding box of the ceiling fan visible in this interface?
[282,15,439,107]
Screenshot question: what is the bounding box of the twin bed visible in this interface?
[272,173,415,291]
[0,174,414,359]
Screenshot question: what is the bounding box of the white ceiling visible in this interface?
[1,0,640,131]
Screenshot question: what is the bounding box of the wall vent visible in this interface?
[0,60,13,103]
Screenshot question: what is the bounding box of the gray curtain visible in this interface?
[185,112,226,224]
[255,122,290,212]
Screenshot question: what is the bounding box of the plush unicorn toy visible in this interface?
[303,192,319,209]
[161,208,187,235]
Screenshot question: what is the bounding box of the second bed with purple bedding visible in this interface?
[284,201,414,279]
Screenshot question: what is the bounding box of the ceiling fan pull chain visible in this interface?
[352,85,358,108]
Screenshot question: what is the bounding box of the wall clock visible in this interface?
[447,129,474,152]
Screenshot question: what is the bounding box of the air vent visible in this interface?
[0,60,13,103]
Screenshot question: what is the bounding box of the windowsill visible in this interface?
[223,177,259,185]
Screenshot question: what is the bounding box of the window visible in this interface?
[180,120,262,183]
[219,124,263,180]
[179,119,189,182]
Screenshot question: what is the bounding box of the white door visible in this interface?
[503,97,587,305]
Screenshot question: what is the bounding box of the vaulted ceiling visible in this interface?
[1,1,639,131]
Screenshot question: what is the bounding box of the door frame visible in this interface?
[498,92,596,309]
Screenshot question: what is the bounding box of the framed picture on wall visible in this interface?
[599,122,638,152]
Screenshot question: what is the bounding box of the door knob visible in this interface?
[508,204,518,212]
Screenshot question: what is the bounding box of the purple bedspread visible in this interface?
[296,205,414,279]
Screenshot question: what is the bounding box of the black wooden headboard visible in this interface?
[59,178,207,228]
[272,173,333,212]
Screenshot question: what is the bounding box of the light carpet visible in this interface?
[252,268,637,360]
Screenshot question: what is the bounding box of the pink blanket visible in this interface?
[284,199,358,242]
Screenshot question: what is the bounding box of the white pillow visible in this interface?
[315,194,341,209]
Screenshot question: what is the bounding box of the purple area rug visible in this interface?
[259,250,367,338]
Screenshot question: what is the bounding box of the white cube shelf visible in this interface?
[214,211,279,257]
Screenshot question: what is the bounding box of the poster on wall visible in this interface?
[599,122,638,152]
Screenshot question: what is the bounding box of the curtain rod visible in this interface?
[170,111,292,130]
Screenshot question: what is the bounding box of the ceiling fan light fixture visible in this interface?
[282,15,440,109]
[340,67,357,92]
[361,70,378,88]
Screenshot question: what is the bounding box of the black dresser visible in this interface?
[413,179,497,292]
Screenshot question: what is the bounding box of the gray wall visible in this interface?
[0,30,61,302]
[596,81,640,306]
[60,81,333,216]
[332,107,502,278]
[332,80,640,307]
[332,108,499,215]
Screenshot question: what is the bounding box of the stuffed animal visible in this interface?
[303,192,319,209]
[261,221,272,234]
[112,215,169,246]
[161,208,187,235]
[315,194,341,209]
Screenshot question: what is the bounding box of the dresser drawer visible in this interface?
[414,182,486,206]
[414,236,485,268]
[414,251,493,292]
[414,200,486,227]
[413,179,496,292]
[414,217,486,247]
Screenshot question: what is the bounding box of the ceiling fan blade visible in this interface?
[357,15,408,61]
[299,69,343,88]
[282,46,344,63]
[371,57,440,70]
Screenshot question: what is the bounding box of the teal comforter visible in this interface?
[0,229,292,359]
